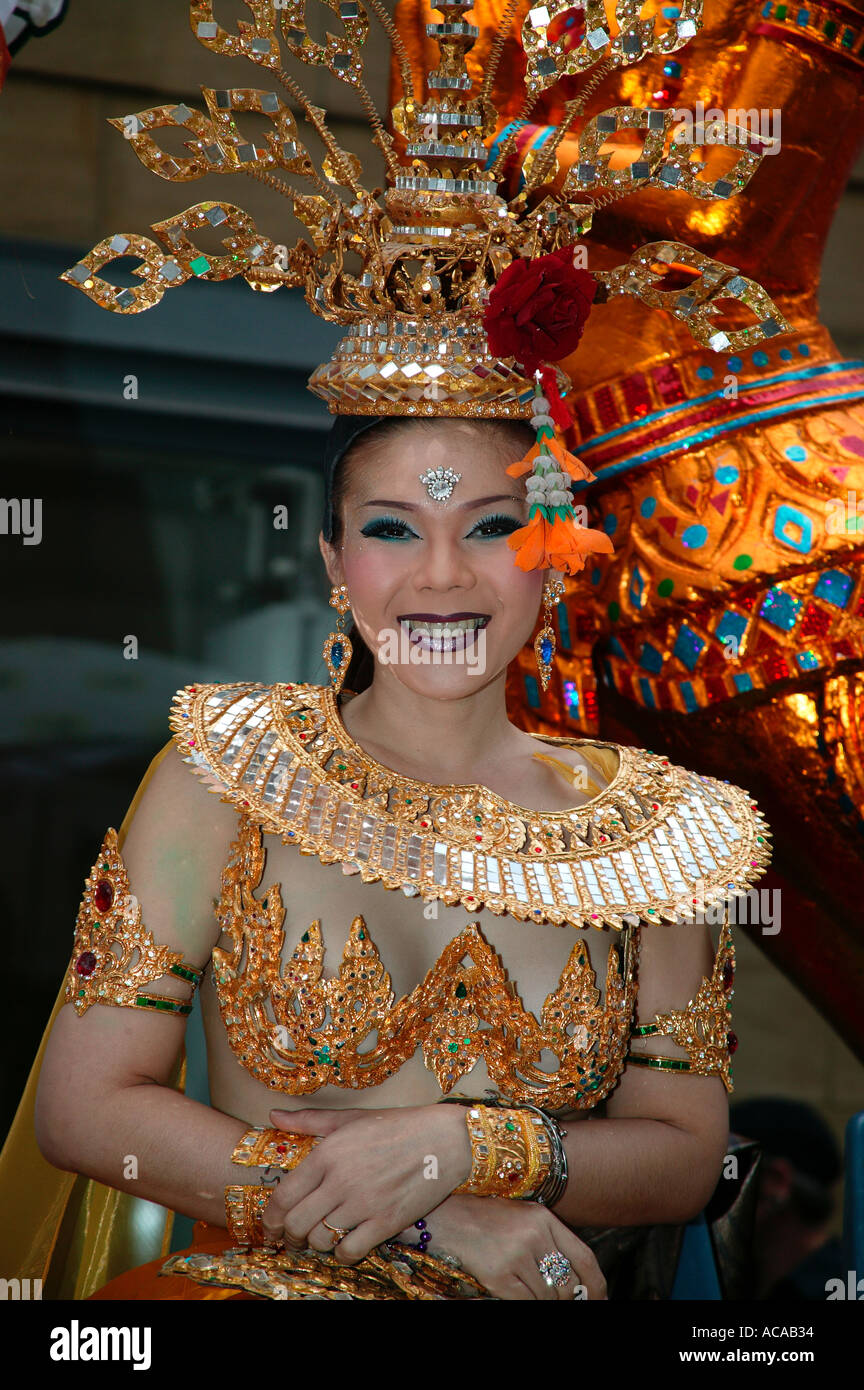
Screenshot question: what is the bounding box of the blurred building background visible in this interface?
[0,1,862,1218]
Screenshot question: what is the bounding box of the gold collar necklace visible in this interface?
[170,681,772,930]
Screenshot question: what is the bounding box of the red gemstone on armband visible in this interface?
[722,961,734,991]
[726,1030,738,1054]
[94,880,114,912]
[75,951,97,977]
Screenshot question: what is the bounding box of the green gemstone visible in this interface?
[823,18,837,36]
[454,982,467,998]
[189,254,211,276]
[505,1121,516,1132]
[775,2,786,16]
[463,1036,471,1045]
[657,578,674,597]
[301,931,310,943]
[608,601,621,622]
[732,553,752,571]
[447,1042,459,1053]
[359,930,365,939]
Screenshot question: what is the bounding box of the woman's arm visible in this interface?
[548,919,730,1228]
[34,744,252,1226]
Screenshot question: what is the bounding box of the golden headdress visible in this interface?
[61,0,792,572]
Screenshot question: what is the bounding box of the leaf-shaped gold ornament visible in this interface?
[521,0,703,100]
[654,119,779,201]
[190,0,281,70]
[598,241,793,353]
[559,105,675,199]
[200,88,318,181]
[61,232,188,313]
[108,103,221,181]
[278,0,370,87]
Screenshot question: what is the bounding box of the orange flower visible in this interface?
[505,437,597,484]
[506,511,549,569]
[507,510,615,574]
[547,515,614,574]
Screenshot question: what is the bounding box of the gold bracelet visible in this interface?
[231,1126,320,1171]
[224,1184,275,1248]
[452,1106,551,1200]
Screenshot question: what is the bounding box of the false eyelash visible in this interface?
[470,512,523,535]
[360,513,417,537]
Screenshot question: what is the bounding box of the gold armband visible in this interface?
[230,1126,320,1172]
[65,828,203,1017]
[452,1106,552,1200]
[626,919,736,1092]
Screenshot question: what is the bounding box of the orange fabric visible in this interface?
[89,1223,256,1301]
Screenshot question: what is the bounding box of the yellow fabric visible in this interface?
[0,739,185,1298]
[532,743,620,799]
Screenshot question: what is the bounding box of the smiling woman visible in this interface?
[7,0,779,1302]
[21,405,773,1303]
[321,415,537,696]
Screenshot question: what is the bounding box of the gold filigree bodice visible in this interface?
[212,814,639,1109]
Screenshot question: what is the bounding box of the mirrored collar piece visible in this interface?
[170,681,772,930]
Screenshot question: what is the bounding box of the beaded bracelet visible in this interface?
[411,1218,432,1253]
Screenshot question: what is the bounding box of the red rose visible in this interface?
[483,246,596,375]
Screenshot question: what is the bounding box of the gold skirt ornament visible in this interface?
[86,1220,490,1301]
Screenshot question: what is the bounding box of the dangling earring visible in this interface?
[535,573,566,692]
[323,583,353,694]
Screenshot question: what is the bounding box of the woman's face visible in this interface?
[319,419,545,699]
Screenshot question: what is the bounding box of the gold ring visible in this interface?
[322,1218,351,1244]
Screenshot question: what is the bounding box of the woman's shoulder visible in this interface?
[166,677,318,825]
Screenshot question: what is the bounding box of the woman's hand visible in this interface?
[261,1104,472,1259]
[392,1193,607,1301]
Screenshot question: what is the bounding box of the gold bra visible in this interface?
[65,680,753,1107]
[212,813,642,1108]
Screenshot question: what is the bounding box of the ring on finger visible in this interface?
[322,1218,352,1245]
[537,1251,572,1287]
